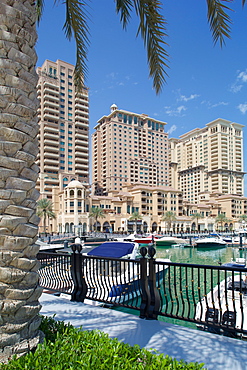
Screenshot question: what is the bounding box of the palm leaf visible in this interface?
[36,0,44,23]
[115,0,133,29]
[117,0,169,94]
[206,0,233,46]
[56,0,90,91]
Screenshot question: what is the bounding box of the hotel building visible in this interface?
[169,118,245,204]
[92,104,169,195]
[36,59,89,199]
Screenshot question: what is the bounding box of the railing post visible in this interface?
[70,243,88,302]
[147,246,161,320]
[139,246,150,319]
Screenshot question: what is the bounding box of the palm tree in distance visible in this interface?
[191,213,203,232]
[89,207,105,232]
[1,0,246,361]
[129,211,143,233]
[239,214,247,225]
[162,211,176,233]
[36,198,56,235]
[215,213,229,231]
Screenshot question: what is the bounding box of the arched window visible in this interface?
[143,221,148,233]
[103,221,110,232]
[70,190,74,197]
[152,222,157,232]
[70,223,74,233]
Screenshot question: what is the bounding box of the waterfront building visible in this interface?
[92,104,169,195]
[36,59,89,200]
[51,181,187,233]
[169,119,245,204]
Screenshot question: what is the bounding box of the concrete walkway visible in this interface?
[40,293,247,370]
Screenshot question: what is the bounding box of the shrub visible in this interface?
[0,316,205,369]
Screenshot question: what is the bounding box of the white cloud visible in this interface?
[167,125,177,135]
[210,101,229,108]
[165,105,187,117]
[230,83,243,93]
[237,103,247,114]
[179,93,200,102]
[238,70,247,82]
[230,69,247,93]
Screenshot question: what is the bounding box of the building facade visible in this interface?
[36,59,89,199]
[51,182,184,234]
[169,118,245,204]
[92,104,169,195]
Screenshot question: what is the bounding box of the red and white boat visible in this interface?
[134,234,161,245]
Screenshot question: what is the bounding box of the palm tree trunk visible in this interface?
[0,0,43,362]
[43,214,47,235]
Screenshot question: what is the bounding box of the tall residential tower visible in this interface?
[36,59,89,199]
[169,118,245,203]
[92,104,169,195]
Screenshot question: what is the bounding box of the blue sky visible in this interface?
[36,0,247,191]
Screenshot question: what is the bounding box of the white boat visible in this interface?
[155,236,188,247]
[195,262,247,337]
[194,235,227,248]
[83,241,170,301]
[36,239,65,251]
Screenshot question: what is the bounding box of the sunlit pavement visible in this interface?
[40,293,247,370]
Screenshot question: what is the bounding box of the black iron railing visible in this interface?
[37,245,247,339]
[37,251,73,294]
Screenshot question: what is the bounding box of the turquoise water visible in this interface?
[115,244,247,329]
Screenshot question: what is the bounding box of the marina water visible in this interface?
[116,244,247,330]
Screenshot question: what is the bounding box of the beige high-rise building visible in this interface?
[169,118,245,203]
[36,59,89,199]
[92,104,169,195]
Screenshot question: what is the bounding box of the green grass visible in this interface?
[0,316,205,369]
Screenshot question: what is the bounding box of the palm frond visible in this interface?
[56,0,90,91]
[36,0,44,23]
[115,0,134,29]
[206,0,233,47]
[133,0,169,94]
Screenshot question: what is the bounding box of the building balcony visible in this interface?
[44,158,59,165]
[75,133,88,140]
[75,150,88,157]
[43,87,59,96]
[75,169,88,175]
[44,125,59,133]
[44,106,59,114]
[75,157,88,164]
[75,144,88,151]
[44,80,59,88]
[75,121,88,128]
[44,144,59,153]
[44,152,59,159]
[44,138,58,146]
[75,162,88,169]
[44,132,58,140]
[44,100,59,109]
[44,164,59,171]
[43,112,59,121]
[44,177,59,184]
[75,138,88,145]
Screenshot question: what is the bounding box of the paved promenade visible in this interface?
[40,293,247,370]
